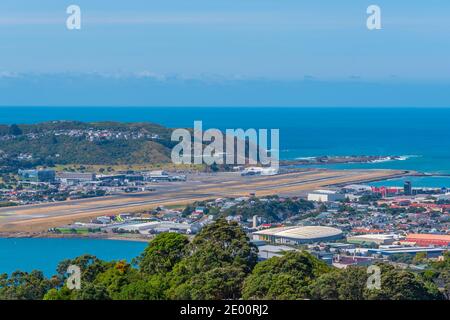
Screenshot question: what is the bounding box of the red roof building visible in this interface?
[405,233,450,246]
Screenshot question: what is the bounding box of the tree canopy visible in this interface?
[2,221,448,301]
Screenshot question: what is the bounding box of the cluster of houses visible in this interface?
[0,127,161,143]
[0,169,186,205]
[47,178,449,270]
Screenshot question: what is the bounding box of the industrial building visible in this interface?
[307,190,345,202]
[404,181,412,195]
[58,172,96,184]
[118,221,200,234]
[18,169,56,182]
[368,246,446,258]
[253,226,343,245]
[347,234,400,246]
[146,170,186,182]
[405,233,450,247]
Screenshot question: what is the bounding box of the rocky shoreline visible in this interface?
[281,155,406,166]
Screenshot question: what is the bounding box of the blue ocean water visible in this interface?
[0,238,148,276]
[369,176,450,189]
[1,106,450,174]
[1,107,450,273]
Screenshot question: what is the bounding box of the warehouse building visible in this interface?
[18,169,56,183]
[118,221,200,235]
[368,246,445,258]
[253,226,343,245]
[347,234,400,246]
[58,172,96,184]
[405,233,450,247]
[307,190,345,202]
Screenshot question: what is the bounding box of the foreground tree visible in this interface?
[8,124,22,136]
[168,265,246,300]
[242,251,330,300]
[115,275,167,300]
[0,270,58,300]
[93,261,142,299]
[167,218,258,299]
[56,254,110,284]
[308,266,371,300]
[137,232,189,275]
[365,264,444,300]
[189,218,258,272]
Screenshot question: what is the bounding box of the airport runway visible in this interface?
[0,169,406,233]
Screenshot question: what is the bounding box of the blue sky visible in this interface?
[1,0,450,106]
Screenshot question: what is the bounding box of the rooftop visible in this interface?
[254,226,343,240]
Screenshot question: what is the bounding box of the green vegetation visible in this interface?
[184,196,315,222]
[136,233,189,275]
[389,253,415,264]
[0,121,176,168]
[357,193,382,204]
[53,227,100,234]
[242,251,330,299]
[0,219,447,300]
[8,124,22,136]
[0,201,18,207]
[424,252,450,299]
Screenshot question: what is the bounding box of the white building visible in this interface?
[253,226,343,244]
[252,215,259,228]
[436,193,450,201]
[118,221,200,234]
[307,190,345,202]
[241,167,278,176]
[346,234,402,245]
[58,172,96,185]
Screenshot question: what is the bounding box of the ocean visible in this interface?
[1,106,450,274]
[1,106,450,176]
[0,238,148,276]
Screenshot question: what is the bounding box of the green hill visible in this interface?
[0,121,177,166]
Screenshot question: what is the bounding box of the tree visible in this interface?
[115,275,167,300]
[308,267,368,300]
[413,252,427,265]
[56,254,109,283]
[437,271,450,300]
[43,286,74,300]
[365,264,444,300]
[138,233,189,275]
[189,218,258,273]
[94,261,140,299]
[167,219,258,299]
[168,266,246,300]
[75,283,111,300]
[0,270,58,300]
[8,124,22,136]
[242,251,331,300]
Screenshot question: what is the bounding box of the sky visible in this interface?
[0,0,450,106]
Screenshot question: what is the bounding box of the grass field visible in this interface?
[49,163,206,174]
[54,227,91,234]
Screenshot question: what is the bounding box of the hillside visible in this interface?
[0,121,177,166]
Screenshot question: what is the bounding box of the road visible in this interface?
[0,169,406,233]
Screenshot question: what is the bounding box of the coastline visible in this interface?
[281,155,409,166]
[0,230,152,242]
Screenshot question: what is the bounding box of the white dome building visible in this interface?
[253,226,343,244]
